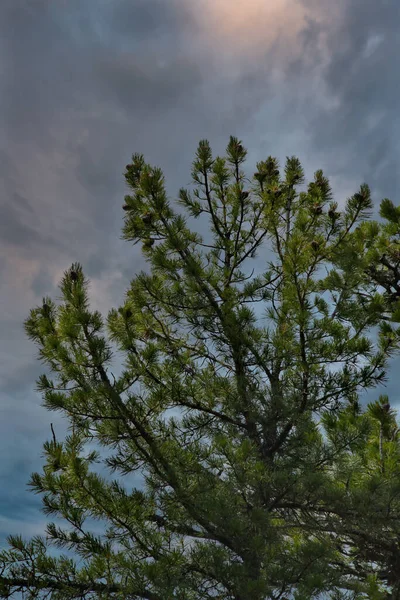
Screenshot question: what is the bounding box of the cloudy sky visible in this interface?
[1,0,400,555]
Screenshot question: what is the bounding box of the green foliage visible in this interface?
[2,138,400,599]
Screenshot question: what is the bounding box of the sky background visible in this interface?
[1,0,400,564]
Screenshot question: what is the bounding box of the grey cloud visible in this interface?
[0,193,68,254]
[1,2,79,147]
[0,196,42,248]
[106,0,188,41]
[0,0,196,148]
[30,265,58,299]
[0,0,209,287]
[290,0,400,200]
[0,458,42,515]
[92,50,204,117]
[0,360,43,397]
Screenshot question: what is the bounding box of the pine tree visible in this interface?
[1,137,400,599]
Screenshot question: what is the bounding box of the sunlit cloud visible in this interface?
[188,0,307,63]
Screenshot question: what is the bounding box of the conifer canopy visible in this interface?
[2,137,400,599]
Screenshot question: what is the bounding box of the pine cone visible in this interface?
[269,186,282,197]
[122,204,131,211]
[143,238,155,249]
[240,190,250,200]
[312,204,323,215]
[70,270,78,282]
[142,212,153,225]
[311,240,320,252]
[382,402,391,413]
[254,172,266,181]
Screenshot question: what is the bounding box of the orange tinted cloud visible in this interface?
[188,0,308,63]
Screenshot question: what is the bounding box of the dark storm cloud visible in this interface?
[92,50,204,116]
[0,464,41,518]
[0,0,208,282]
[1,1,82,148]
[291,0,400,201]
[0,0,197,145]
